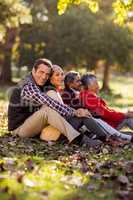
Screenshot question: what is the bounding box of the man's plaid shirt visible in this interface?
[21,74,75,117]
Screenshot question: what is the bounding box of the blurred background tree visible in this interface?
[57,0,133,25]
[57,0,133,92]
[0,0,133,93]
[0,0,32,84]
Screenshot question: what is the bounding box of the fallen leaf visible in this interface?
[26,159,34,171]
[0,186,9,193]
[61,176,83,187]
[0,162,5,172]
[16,171,25,183]
[116,190,133,200]
[23,178,36,187]
[102,148,109,154]
[87,184,97,191]
[117,175,129,186]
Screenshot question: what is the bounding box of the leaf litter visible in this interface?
[0,131,132,199]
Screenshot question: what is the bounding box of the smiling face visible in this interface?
[32,64,51,86]
[50,65,64,88]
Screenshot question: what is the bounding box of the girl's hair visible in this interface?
[50,64,62,77]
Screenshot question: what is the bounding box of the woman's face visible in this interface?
[88,79,99,94]
[50,66,64,87]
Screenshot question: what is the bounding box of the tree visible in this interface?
[17,0,51,69]
[93,21,133,93]
[57,0,133,93]
[18,3,133,67]
[57,0,133,25]
[17,3,103,68]
[0,0,32,84]
[17,1,133,94]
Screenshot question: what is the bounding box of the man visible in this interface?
[8,59,79,142]
[62,71,133,142]
[61,71,83,109]
[7,58,106,146]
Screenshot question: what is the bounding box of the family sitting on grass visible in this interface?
[8,58,133,149]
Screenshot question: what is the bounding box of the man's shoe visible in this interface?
[84,131,97,139]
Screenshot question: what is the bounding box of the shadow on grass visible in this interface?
[0,134,78,160]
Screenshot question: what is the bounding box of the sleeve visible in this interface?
[61,91,83,109]
[61,91,71,106]
[47,90,64,104]
[81,92,125,122]
[21,82,75,117]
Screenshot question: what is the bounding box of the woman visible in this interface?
[80,73,133,143]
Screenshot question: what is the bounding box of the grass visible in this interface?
[0,75,133,200]
[0,135,132,200]
[99,75,133,110]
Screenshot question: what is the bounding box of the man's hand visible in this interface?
[125,111,133,118]
[74,108,92,117]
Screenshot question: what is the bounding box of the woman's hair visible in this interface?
[64,71,79,89]
[50,64,62,77]
[81,74,97,89]
[44,64,62,91]
[33,58,53,70]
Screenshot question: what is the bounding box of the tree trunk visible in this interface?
[101,62,111,94]
[0,27,17,84]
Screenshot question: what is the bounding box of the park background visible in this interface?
[0,1,133,200]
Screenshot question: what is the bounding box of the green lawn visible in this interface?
[0,75,133,200]
[101,76,133,110]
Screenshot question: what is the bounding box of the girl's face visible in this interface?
[50,65,64,88]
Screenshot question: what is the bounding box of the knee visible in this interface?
[40,105,54,114]
[17,130,29,138]
[41,105,48,111]
[16,127,37,138]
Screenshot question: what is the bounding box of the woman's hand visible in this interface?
[74,108,92,117]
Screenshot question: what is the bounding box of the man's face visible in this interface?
[71,75,82,91]
[32,64,51,86]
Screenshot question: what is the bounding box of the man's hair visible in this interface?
[33,58,53,70]
[64,71,79,89]
[81,74,97,88]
